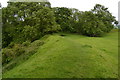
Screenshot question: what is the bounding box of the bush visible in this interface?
[2,48,14,64]
[31,40,44,47]
[8,42,14,48]
[22,41,31,47]
[2,39,45,65]
[2,44,25,65]
[13,44,25,57]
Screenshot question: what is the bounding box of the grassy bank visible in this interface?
[3,29,118,78]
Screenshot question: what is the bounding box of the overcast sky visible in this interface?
[0,0,119,20]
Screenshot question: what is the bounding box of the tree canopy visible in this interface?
[2,3,118,48]
[2,2,60,47]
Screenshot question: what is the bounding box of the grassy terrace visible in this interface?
[3,29,118,78]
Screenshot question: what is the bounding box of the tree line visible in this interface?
[2,2,118,48]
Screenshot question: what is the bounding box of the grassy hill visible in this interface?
[3,29,118,78]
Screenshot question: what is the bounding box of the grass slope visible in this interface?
[3,29,118,78]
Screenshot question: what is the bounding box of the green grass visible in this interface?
[3,29,118,78]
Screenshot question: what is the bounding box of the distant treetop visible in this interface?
[8,0,49,2]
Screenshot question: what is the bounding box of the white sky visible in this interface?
[0,0,119,20]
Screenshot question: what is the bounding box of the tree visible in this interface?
[79,11,106,37]
[91,4,117,32]
[70,8,84,33]
[22,25,41,42]
[2,2,60,47]
[66,8,83,33]
[114,21,119,26]
[77,4,118,37]
[53,7,73,32]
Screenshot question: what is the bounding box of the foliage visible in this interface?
[78,11,106,36]
[72,4,118,37]
[7,42,14,48]
[22,25,41,42]
[91,4,117,33]
[2,3,118,47]
[2,44,25,65]
[2,2,60,47]
[69,8,83,33]
[53,4,118,37]
[2,39,45,72]
[53,7,73,32]
[22,41,31,47]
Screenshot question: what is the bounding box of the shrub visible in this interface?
[2,48,14,64]
[13,44,25,57]
[22,41,31,47]
[8,42,14,48]
[2,44,25,65]
[31,40,44,47]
